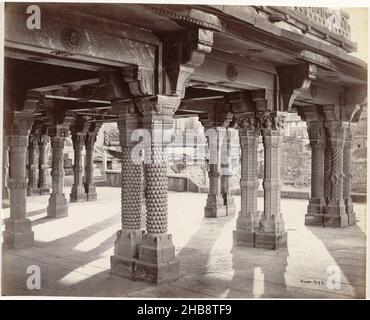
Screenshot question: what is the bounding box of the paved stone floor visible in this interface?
[1,187,367,298]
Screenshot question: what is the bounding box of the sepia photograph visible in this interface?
[0,0,368,303]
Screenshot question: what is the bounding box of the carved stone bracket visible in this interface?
[277,63,317,111]
[122,66,155,97]
[163,28,213,97]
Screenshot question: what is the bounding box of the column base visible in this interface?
[324,204,348,228]
[110,255,136,279]
[27,188,41,196]
[3,218,34,249]
[70,185,87,202]
[345,200,356,226]
[233,230,255,247]
[136,233,179,284]
[39,187,50,195]
[47,193,68,218]
[304,213,324,226]
[225,204,236,216]
[255,231,287,250]
[85,186,97,201]
[204,205,227,218]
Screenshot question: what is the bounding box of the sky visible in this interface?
[345,8,368,62]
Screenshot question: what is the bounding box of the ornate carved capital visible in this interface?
[122,66,154,97]
[199,101,233,129]
[236,112,260,131]
[325,121,348,147]
[257,111,287,133]
[163,28,213,97]
[277,63,317,110]
[136,95,181,128]
[12,111,34,136]
[47,124,70,139]
[307,121,326,145]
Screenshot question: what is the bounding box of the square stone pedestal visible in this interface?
[324,204,348,228]
[85,186,97,201]
[70,186,87,202]
[255,231,287,250]
[304,213,324,226]
[3,218,34,249]
[39,187,50,195]
[135,233,179,284]
[225,204,236,216]
[233,230,255,247]
[27,188,41,196]
[47,194,68,218]
[110,230,143,279]
[204,205,227,218]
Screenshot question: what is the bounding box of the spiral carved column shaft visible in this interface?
[324,122,348,228]
[234,114,260,247]
[305,121,326,226]
[84,132,97,201]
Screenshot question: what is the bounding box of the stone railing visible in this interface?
[256,6,355,52]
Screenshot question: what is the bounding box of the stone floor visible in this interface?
[1,187,367,298]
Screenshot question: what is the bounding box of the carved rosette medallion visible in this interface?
[226,63,238,81]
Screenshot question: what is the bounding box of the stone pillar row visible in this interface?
[305,120,355,228]
[234,111,287,250]
[111,96,180,285]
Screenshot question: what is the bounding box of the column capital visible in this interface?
[11,111,34,136]
[258,111,288,135]
[47,124,70,139]
[136,95,181,128]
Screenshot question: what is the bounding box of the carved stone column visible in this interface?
[70,132,87,202]
[27,134,40,196]
[324,122,348,228]
[306,121,326,226]
[233,113,260,247]
[2,135,9,200]
[47,125,69,218]
[221,128,236,216]
[110,100,144,279]
[3,112,34,248]
[135,95,180,284]
[38,134,50,195]
[343,126,355,226]
[255,111,287,249]
[324,137,332,205]
[84,124,101,201]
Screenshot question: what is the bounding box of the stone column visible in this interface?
[204,127,227,218]
[2,135,9,200]
[110,100,144,279]
[47,125,69,218]
[221,128,236,216]
[70,132,87,202]
[3,112,34,248]
[255,111,287,249]
[38,134,50,195]
[27,134,39,196]
[305,121,326,226]
[135,95,180,284]
[233,113,260,247]
[324,122,348,228]
[324,137,332,205]
[84,128,100,201]
[343,126,355,226]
